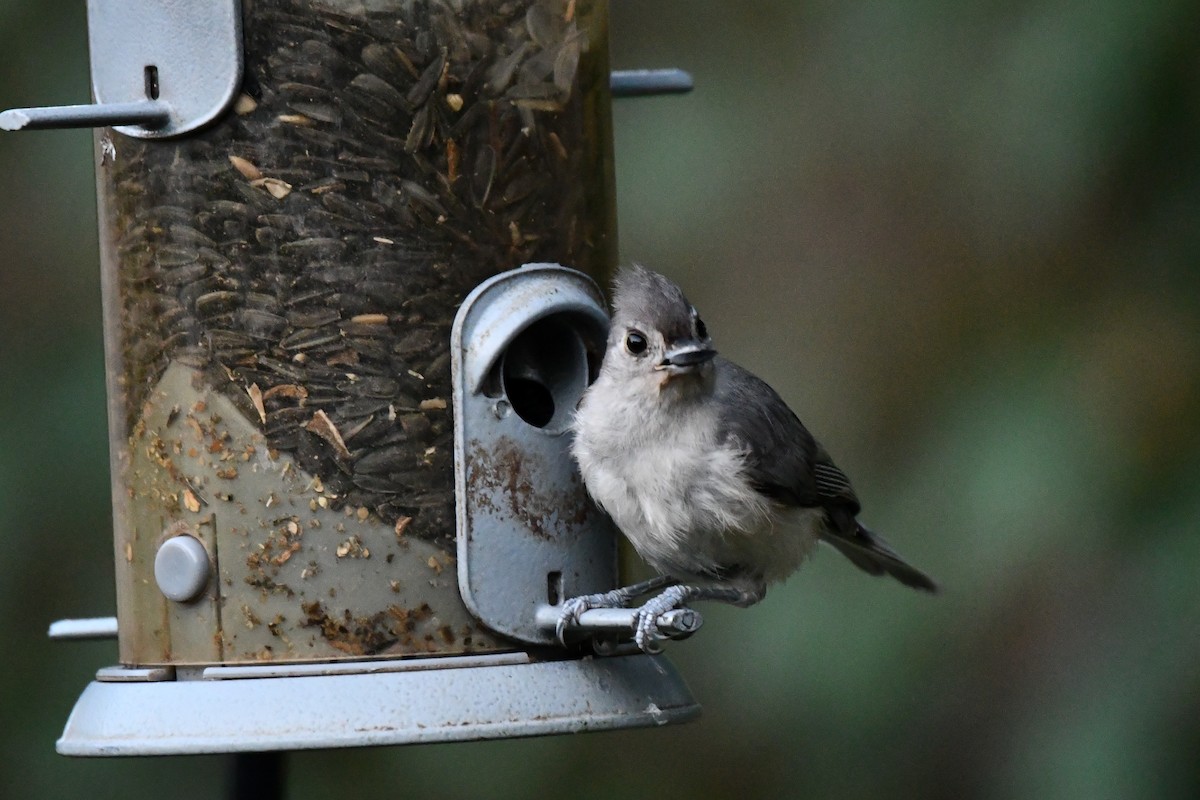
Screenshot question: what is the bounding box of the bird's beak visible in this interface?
[658,340,717,371]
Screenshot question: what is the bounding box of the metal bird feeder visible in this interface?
[4,0,700,758]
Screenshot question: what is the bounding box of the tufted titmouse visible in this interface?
[559,265,937,652]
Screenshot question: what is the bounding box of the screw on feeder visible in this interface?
[154,535,212,603]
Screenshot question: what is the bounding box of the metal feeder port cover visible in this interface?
[453,263,617,644]
[0,0,242,137]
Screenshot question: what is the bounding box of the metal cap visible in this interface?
[154,535,211,602]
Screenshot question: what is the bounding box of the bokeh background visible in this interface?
[2,1,1199,798]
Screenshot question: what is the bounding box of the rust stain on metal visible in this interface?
[465,435,591,539]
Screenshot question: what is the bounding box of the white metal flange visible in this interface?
[57,653,700,755]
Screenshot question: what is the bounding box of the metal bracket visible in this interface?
[534,605,703,649]
[48,617,119,641]
[0,0,242,138]
[452,264,618,645]
[610,69,694,98]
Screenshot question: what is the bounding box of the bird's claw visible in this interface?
[634,614,666,653]
[554,590,628,645]
[631,585,691,653]
[555,581,702,652]
[554,597,590,645]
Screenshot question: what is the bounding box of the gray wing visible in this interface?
[715,358,938,593]
[714,358,859,515]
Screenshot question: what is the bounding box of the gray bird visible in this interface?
[559,265,937,652]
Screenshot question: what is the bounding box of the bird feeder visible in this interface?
[5,0,700,756]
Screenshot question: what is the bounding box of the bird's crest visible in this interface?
[612,265,698,343]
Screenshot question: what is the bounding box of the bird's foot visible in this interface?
[555,575,680,646]
[632,585,694,654]
[630,583,766,653]
[555,589,629,645]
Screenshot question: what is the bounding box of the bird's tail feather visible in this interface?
[821,523,939,593]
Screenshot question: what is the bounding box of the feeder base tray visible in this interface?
[57,651,700,756]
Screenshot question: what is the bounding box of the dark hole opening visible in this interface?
[501,316,587,430]
[145,65,160,100]
[547,571,563,605]
[506,377,555,428]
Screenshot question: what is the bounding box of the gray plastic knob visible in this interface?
[154,535,210,602]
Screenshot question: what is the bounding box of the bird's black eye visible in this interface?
[625,330,648,356]
[695,315,708,340]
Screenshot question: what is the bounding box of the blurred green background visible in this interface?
[2,1,1199,798]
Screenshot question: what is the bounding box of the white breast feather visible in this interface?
[572,374,820,586]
